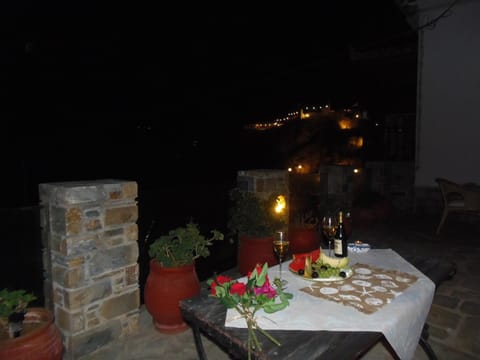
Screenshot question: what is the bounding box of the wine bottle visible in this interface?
[334,211,348,258]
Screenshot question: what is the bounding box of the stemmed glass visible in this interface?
[273,231,290,285]
[322,214,338,256]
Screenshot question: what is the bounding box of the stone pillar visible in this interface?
[236,169,290,223]
[236,169,289,201]
[39,179,140,359]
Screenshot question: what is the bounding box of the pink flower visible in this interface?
[254,282,277,299]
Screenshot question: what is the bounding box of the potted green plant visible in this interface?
[144,220,224,334]
[227,188,286,238]
[227,188,287,275]
[0,289,63,360]
[0,289,37,338]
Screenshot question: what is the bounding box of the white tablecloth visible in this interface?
[225,249,435,360]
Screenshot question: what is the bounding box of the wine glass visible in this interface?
[273,231,290,285]
[322,214,338,256]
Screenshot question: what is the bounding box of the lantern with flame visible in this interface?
[274,195,287,215]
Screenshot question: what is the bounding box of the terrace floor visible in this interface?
[81,212,480,360]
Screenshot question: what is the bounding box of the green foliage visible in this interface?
[227,188,287,238]
[0,288,37,320]
[148,221,224,268]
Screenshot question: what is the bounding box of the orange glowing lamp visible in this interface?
[274,195,287,215]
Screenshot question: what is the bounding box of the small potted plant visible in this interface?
[227,188,287,275]
[144,220,224,334]
[0,289,37,339]
[0,288,63,359]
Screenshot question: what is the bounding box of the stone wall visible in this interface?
[365,161,415,211]
[318,164,357,210]
[236,169,289,227]
[39,179,140,359]
[236,169,289,201]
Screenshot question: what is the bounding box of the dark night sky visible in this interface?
[1,1,414,131]
[0,1,417,206]
[0,2,419,300]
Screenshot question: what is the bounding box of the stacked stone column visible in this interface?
[39,180,140,359]
[236,169,289,200]
[237,169,290,225]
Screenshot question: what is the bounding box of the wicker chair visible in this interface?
[435,178,480,235]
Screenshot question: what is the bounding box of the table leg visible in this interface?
[419,324,438,360]
[191,323,209,360]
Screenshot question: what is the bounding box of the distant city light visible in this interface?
[246,102,366,131]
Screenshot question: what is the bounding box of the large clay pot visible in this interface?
[237,235,278,275]
[288,227,320,254]
[0,307,63,360]
[144,259,200,334]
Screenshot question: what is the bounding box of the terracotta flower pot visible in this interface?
[144,259,200,334]
[288,227,320,254]
[237,235,278,275]
[0,307,63,360]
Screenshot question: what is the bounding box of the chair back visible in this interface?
[435,178,480,211]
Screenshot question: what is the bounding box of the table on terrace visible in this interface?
[180,251,456,360]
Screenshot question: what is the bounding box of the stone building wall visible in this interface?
[236,169,289,201]
[39,179,140,359]
[236,169,290,226]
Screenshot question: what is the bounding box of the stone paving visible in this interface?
[80,212,480,360]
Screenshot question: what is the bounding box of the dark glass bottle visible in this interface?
[334,211,348,258]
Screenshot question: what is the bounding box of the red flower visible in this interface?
[230,282,247,296]
[207,262,293,360]
[210,275,232,295]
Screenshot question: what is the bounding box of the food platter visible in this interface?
[288,258,353,282]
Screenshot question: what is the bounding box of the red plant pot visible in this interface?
[288,227,320,254]
[237,235,278,275]
[144,260,201,334]
[0,307,63,360]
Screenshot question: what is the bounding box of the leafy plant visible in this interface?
[227,188,287,238]
[0,289,37,331]
[148,221,224,268]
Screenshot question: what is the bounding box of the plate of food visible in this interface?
[289,251,353,282]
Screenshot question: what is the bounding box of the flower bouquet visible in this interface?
[207,263,293,360]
